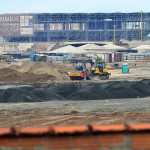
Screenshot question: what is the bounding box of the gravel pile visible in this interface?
[51,83,80,99]
[0,80,150,103]
[67,82,112,100]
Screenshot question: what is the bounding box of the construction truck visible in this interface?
[68,62,89,80]
[68,60,111,80]
[91,62,111,80]
[68,58,92,80]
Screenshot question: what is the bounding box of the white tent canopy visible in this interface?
[85,50,112,54]
[79,44,103,50]
[132,45,150,50]
[49,45,86,54]
[101,44,126,50]
[120,39,129,43]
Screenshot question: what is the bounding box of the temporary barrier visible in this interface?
[0,124,149,149]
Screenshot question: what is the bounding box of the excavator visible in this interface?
[68,60,111,80]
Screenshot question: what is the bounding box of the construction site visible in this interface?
[0,12,150,150]
[0,57,150,149]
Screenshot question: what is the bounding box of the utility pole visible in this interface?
[113,25,116,45]
[141,11,143,41]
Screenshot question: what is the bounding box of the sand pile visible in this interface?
[0,68,20,82]
[10,61,69,81]
[0,68,56,82]
[0,61,70,83]
[1,79,150,103]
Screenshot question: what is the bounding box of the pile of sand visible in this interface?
[11,61,69,81]
[0,61,70,83]
[0,68,57,82]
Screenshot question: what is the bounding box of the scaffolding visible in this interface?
[6,12,150,42]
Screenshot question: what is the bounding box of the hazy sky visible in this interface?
[0,0,149,14]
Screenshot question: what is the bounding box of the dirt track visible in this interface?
[0,97,150,128]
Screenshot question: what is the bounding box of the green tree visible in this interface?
[95,56,102,62]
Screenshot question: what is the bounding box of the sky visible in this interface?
[0,0,149,14]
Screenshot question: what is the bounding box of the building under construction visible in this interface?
[0,12,150,42]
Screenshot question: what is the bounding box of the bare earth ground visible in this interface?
[0,61,150,128]
[0,97,150,128]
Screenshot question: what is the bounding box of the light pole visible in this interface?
[113,25,116,45]
[141,11,143,41]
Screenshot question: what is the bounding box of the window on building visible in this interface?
[34,24,44,31]
[122,22,141,30]
[70,23,80,30]
[50,24,63,30]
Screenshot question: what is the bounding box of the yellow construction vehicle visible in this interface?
[68,61,111,80]
[91,62,111,80]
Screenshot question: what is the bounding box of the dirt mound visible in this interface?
[131,80,150,96]
[20,73,56,82]
[9,62,69,81]
[51,83,80,99]
[0,68,56,83]
[15,61,69,81]
[0,88,41,103]
[67,83,112,100]
[58,80,150,100]
[104,81,144,99]
[9,64,21,70]
[31,88,64,100]
[1,80,150,103]
[0,87,64,103]
[0,68,20,82]
[16,61,55,73]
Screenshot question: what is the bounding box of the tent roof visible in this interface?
[101,44,125,50]
[49,45,86,54]
[132,45,150,50]
[79,44,103,50]
[85,50,112,54]
[120,39,129,43]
